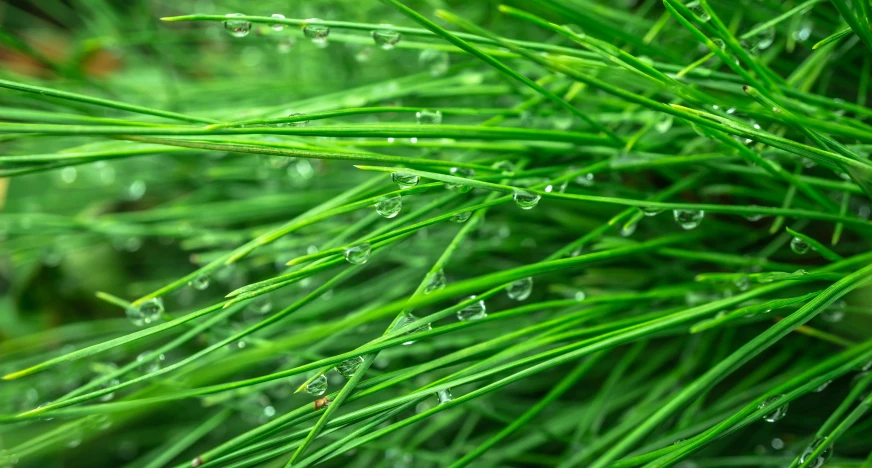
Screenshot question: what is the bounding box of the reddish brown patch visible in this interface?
[314,397,330,410]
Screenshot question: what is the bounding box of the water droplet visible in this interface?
[424,269,446,294]
[223,13,252,38]
[753,24,775,50]
[457,296,487,321]
[575,172,595,187]
[822,300,846,323]
[493,160,516,173]
[621,222,637,237]
[745,213,764,221]
[287,113,308,127]
[248,296,273,315]
[136,351,165,374]
[60,167,77,184]
[507,277,533,301]
[306,374,328,396]
[446,167,474,193]
[270,14,285,31]
[800,438,832,468]
[513,190,541,210]
[392,172,419,189]
[396,313,432,345]
[344,243,372,265]
[303,19,329,45]
[416,109,442,125]
[436,389,453,404]
[790,237,810,254]
[733,275,750,291]
[125,298,164,327]
[686,1,711,22]
[336,356,364,378]
[673,209,705,230]
[93,363,120,402]
[641,206,663,217]
[451,211,472,223]
[655,115,673,133]
[757,269,808,283]
[188,275,210,290]
[375,194,402,218]
[815,380,832,392]
[712,38,726,50]
[419,49,450,77]
[127,180,146,200]
[793,20,814,42]
[372,27,401,50]
[66,426,83,447]
[758,395,788,422]
[354,47,372,62]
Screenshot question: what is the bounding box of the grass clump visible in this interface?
[1,0,872,467]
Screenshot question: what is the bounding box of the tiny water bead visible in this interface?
[125,298,164,327]
[306,374,328,396]
[372,28,401,50]
[575,172,595,187]
[188,274,210,290]
[436,389,453,404]
[753,24,776,50]
[758,395,788,422]
[419,49,450,77]
[391,172,419,189]
[223,13,252,38]
[375,194,402,218]
[790,237,810,254]
[493,160,516,173]
[733,275,750,291]
[686,1,711,22]
[270,13,285,31]
[673,209,705,230]
[424,268,446,294]
[446,167,474,193]
[457,296,487,321]
[303,19,330,45]
[507,277,533,301]
[344,243,372,265]
[451,211,472,223]
[621,222,637,237]
[513,190,541,210]
[641,206,664,217]
[821,300,846,323]
[800,438,832,468]
[416,109,442,125]
[248,296,273,315]
[336,356,364,378]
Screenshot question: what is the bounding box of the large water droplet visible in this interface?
[223,13,252,38]
[127,180,147,200]
[436,389,453,404]
[268,14,285,31]
[752,24,775,50]
[451,211,472,223]
[375,194,402,218]
[686,1,711,22]
[136,351,165,374]
[188,274,210,290]
[673,209,705,230]
[621,222,637,237]
[446,167,474,193]
[507,277,533,301]
[513,190,541,210]
[758,395,788,422]
[457,296,487,321]
[419,49,450,77]
[60,167,77,184]
[424,269,446,294]
[336,356,364,378]
[303,19,329,45]
[125,298,164,327]
[372,27,401,50]
[392,172,418,189]
[799,437,832,468]
[793,20,814,42]
[306,374,328,396]
[790,237,810,254]
[416,109,442,125]
[345,243,372,265]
